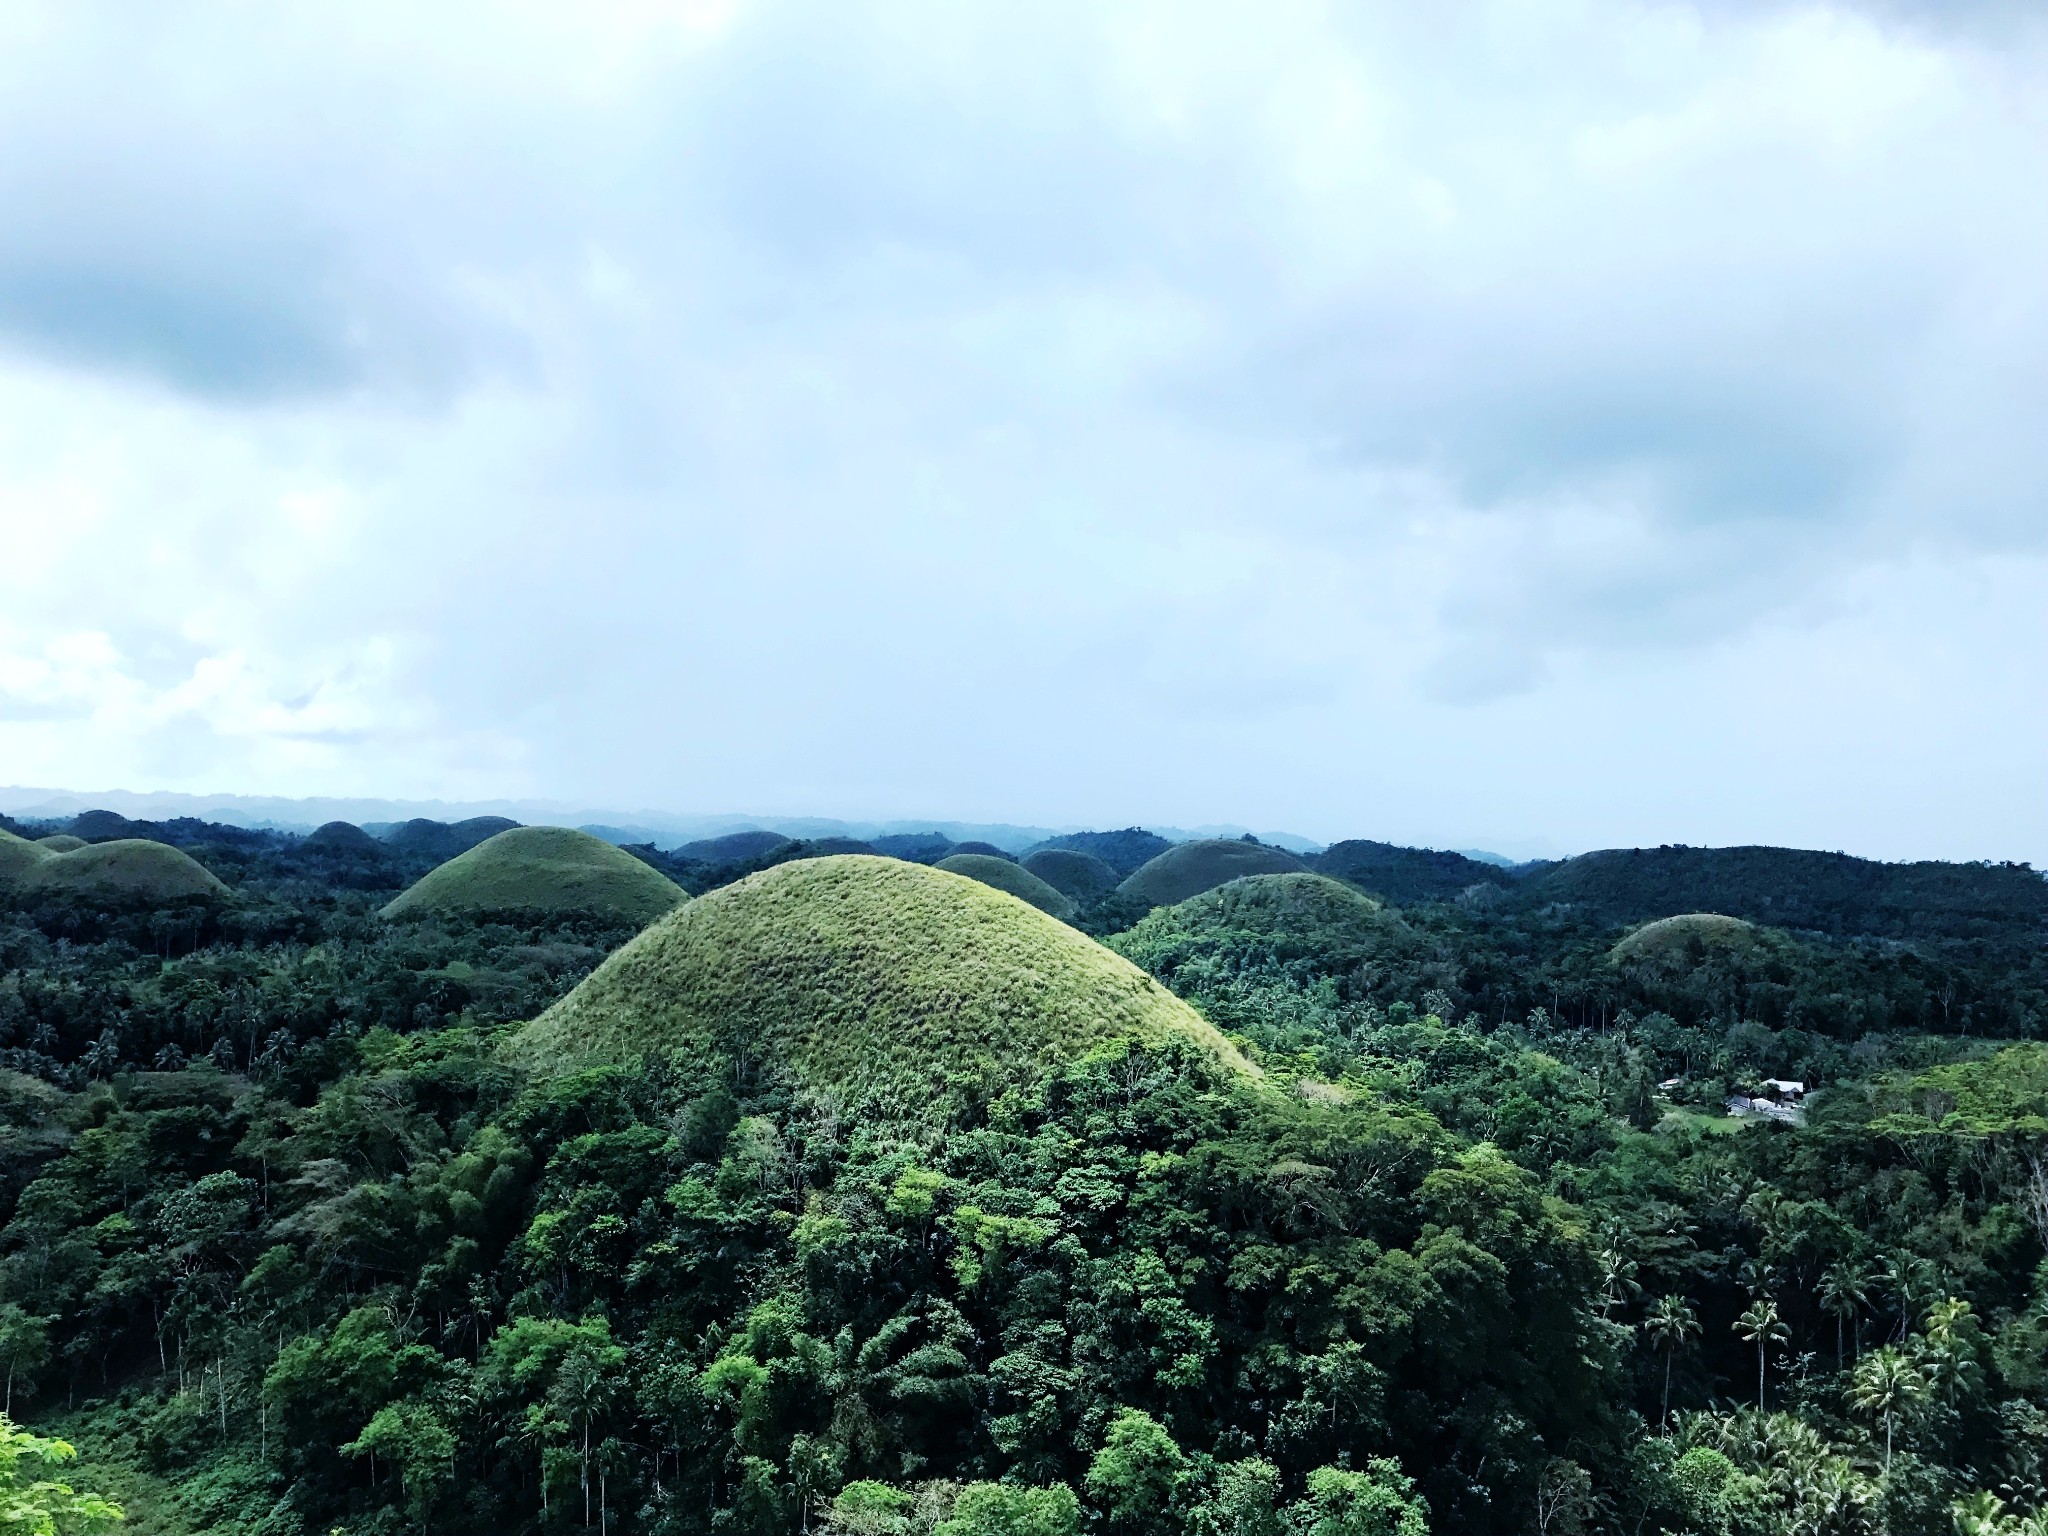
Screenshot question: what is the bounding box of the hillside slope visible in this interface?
[934,852,1077,920]
[383,826,686,923]
[508,854,1248,1112]
[1119,839,1306,909]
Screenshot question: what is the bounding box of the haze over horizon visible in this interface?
[2,2,2043,864]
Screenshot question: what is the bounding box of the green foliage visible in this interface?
[0,1415,122,1534]
[19,842,227,908]
[509,855,1251,1115]
[1118,841,1307,910]
[1018,851,1119,904]
[933,856,1076,922]
[383,826,687,924]
[934,1482,1079,1536]
[1288,1461,1428,1536]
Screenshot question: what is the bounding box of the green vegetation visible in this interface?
[510,854,1244,1112]
[1027,828,1173,878]
[382,827,686,924]
[933,853,1077,920]
[33,835,86,853]
[1020,848,1119,903]
[1313,839,1511,905]
[0,831,50,889]
[303,821,384,856]
[1118,838,1306,909]
[0,1415,124,1531]
[22,841,228,907]
[0,810,2044,1536]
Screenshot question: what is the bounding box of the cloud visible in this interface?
[0,0,2040,858]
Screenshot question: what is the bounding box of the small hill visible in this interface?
[1315,840,1513,906]
[24,840,229,905]
[0,828,53,887]
[935,853,1077,920]
[944,840,1013,861]
[303,821,385,856]
[36,835,87,852]
[1521,844,2048,946]
[1022,848,1120,903]
[1028,828,1175,878]
[507,855,1248,1112]
[675,830,793,864]
[382,827,686,923]
[1111,873,1407,984]
[1610,913,1761,965]
[383,817,521,860]
[1118,839,1306,909]
[794,837,879,857]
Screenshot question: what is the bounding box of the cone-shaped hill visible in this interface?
[382,827,686,924]
[507,855,1250,1112]
[1609,913,1761,965]
[0,828,53,887]
[305,821,385,855]
[1118,839,1306,909]
[935,852,1076,920]
[36,835,86,852]
[1022,848,1119,903]
[23,840,229,905]
[1111,873,1408,983]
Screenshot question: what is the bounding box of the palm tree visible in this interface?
[1847,1346,1923,1472]
[1734,1299,1790,1410]
[1815,1261,1869,1370]
[1641,1295,1700,1426]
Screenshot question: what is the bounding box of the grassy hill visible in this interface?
[37,834,87,852]
[676,829,793,864]
[1118,839,1306,909]
[303,821,385,855]
[934,852,1077,920]
[23,840,229,905]
[1022,848,1120,903]
[508,854,1249,1113]
[1609,912,1760,965]
[383,827,686,923]
[1111,873,1408,986]
[0,827,52,886]
[1315,839,1512,905]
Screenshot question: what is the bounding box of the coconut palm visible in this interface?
[1816,1261,1869,1370]
[1847,1346,1924,1472]
[1642,1294,1700,1426]
[1734,1299,1790,1410]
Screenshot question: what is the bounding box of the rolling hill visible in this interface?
[1314,839,1513,905]
[934,852,1077,920]
[1609,912,1761,965]
[382,827,686,923]
[36,835,86,852]
[675,829,793,864]
[23,840,230,905]
[382,817,522,860]
[507,854,1249,1112]
[1111,873,1409,985]
[303,821,386,855]
[1021,848,1120,903]
[1118,839,1306,909]
[1027,828,1174,877]
[0,828,52,887]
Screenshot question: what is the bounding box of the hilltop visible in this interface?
[934,852,1077,920]
[383,826,686,923]
[1022,847,1120,903]
[508,854,1247,1113]
[22,839,229,906]
[1111,872,1409,988]
[1314,839,1513,905]
[1118,838,1306,909]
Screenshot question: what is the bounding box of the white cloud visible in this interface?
[0,0,2040,858]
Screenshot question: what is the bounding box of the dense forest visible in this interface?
[0,811,2043,1536]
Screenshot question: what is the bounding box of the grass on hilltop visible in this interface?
[0,828,53,887]
[1609,912,1761,965]
[1117,839,1306,909]
[1021,847,1120,903]
[508,854,1250,1115]
[36,834,87,852]
[23,839,230,905]
[383,826,686,924]
[1109,872,1407,985]
[934,852,1077,920]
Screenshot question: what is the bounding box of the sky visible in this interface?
[0,1,2043,863]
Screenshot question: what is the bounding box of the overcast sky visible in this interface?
[0,1,2042,861]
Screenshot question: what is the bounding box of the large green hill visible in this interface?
[0,827,52,887]
[23,840,229,905]
[1111,872,1408,986]
[934,852,1077,920]
[1315,839,1511,905]
[382,827,686,923]
[36,834,87,852]
[1118,839,1306,909]
[508,854,1248,1113]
